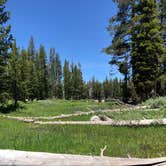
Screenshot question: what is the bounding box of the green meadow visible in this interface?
[0,97,166,158]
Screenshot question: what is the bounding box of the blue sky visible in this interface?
[6,0,119,81]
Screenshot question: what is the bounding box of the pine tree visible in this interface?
[49,49,63,98]
[54,53,63,99]
[27,36,38,100]
[103,77,112,99]
[71,63,84,99]
[131,0,164,101]
[0,0,13,104]
[105,0,132,102]
[77,64,84,99]
[49,48,56,98]
[20,49,30,101]
[82,81,89,99]
[37,45,49,99]
[8,40,20,107]
[157,0,166,96]
[129,80,138,104]
[35,51,41,99]
[91,77,102,101]
[94,81,102,101]
[27,36,36,62]
[63,60,72,99]
[112,77,122,99]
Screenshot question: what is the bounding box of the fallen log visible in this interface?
[3,115,166,127]
[0,150,166,166]
[1,105,149,121]
[33,118,166,126]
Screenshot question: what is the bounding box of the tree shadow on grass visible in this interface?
[0,103,25,114]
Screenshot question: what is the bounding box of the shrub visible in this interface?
[144,97,166,109]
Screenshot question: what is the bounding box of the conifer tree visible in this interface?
[91,77,102,101]
[82,81,89,99]
[131,0,164,100]
[0,0,13,104]
[77,64,84,99]
[103,77,112,99]
[63,60,72,99]
[37,45,49,99]
[105,0,132,102]
[35,51,41,99]
[49,48,56,97]
[71,63,84,99]
[27,37,36,61]
[20,49,30,101]
[54,53,63,99]
[8,40,20,107]
[49,49,63,98]
[112,77,122,99]
[27,37,38,100]
[157,0,166,96]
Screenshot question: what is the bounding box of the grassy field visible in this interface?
[1,117,166,158]
[0,97,166,158]
[0,100,116,117]
[55,97,166,121]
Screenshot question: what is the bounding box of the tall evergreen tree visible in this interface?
[37,45,49,99]
[27,36,36,62]
[49,48,56,97]
[91,77,102,101]
[157,0,166,96]
[8,40,20,107]
[131,0,164,100]
[103,77,112,99]
[105,0,132,102]
[63,60,72,99]
[27,36,38,100]
[49,49,63,98]
[54,53,63,99]
[112,77,122,99]
[0,0,13,104]
[71,63,84,99]
[20,49,30,101]
[82,81,89,99]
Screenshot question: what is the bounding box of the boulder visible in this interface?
[90,115,101,121]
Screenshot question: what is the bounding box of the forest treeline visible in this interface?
[105,0,166,103]
[0,0,166,108]
[8,38,124,105]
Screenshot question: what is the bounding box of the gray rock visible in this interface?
[90,115,101,121]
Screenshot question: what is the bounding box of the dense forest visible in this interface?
[0,0,166,108]
[3,35,124,105]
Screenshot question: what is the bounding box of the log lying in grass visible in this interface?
[6,117,166,126]
[0,150,166,166]
[1,105,148,121]
[34,118,166,126]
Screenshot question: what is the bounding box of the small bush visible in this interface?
[144,97,166,109]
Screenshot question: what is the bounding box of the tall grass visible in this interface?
[0,100,115,117]
[1,117,166,158]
